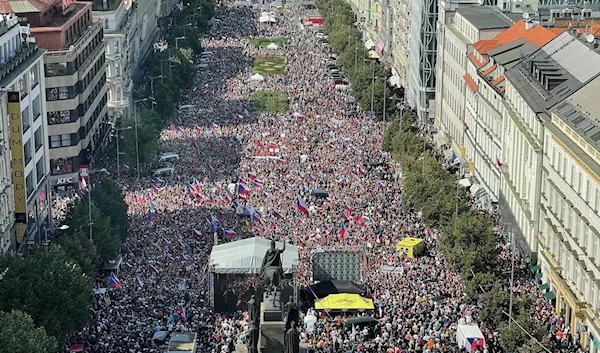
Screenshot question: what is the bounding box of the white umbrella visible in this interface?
[249,73,264,82]
[266,42,279,50]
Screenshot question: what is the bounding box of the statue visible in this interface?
[284,321,300,353]
[260,238,286,296]
[247,320,259,353]
[247,294,259,324]
[284,300,299,333]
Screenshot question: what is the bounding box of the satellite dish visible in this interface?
[522,12,530,19]
[586,33,595,43]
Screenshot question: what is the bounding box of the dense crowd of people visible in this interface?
[62,1,584,353]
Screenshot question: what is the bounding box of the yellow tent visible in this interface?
[314,294,375,311]
[395,237,425,258]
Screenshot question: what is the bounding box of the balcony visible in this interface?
[108,97,129,108]
[0,42,39,82]
[0,14,19,37]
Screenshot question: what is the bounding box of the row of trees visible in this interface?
[0,179,128,352]
[316,0,403,118]
[114,0,215,170]
[383,118,550,352]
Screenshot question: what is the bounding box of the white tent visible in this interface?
[266,42,279,50]
[249,73,264,82]
[210,237,299,274]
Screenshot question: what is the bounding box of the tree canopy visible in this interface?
[0,247,92,341]
[0,310,57,353]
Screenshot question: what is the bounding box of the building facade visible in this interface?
[539,73,600,350]
[92,0,162,122]
[3,0,110,191]
[0,13,49,250]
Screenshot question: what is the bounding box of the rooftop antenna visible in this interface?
[585,33,595,49]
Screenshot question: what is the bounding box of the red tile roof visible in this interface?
[469,52,486,69]
[491,75,505,86]
[463,74,478,93]
[481,64,497,77]
[473,20,558,55]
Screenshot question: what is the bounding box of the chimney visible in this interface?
[525,18,539,30]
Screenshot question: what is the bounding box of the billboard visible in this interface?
[8,91,26,243]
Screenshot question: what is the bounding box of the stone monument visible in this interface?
[258,239,286,353]
[284,322,299,353]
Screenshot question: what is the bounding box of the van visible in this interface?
[158,152,179,163]
[153,167,174,176]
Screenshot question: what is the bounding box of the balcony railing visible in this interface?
[46,20,103,58]
[0,42,39,81]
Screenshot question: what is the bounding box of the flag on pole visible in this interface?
[339,221,346,242]
[135,276,144,287]
[148,264,159,274]
[79,177,87,190]
[193,229,202,238]
[224,229,236,238]
[108,272,121,288]
[297,195,309,216]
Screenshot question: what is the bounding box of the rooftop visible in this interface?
[506,31,600,113]
[457,6,514,30]
[473,21,558,55]
[32,2,89,30]
[0,0,65,13]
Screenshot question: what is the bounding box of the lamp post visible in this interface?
[149,75,163,110]
[175,36,186,49]
[370,60,376,118]
[381,76,387,132]
[116,126,133,180]
[133,98,148,180]
[87,168,109,242]
[160,58,173,78]
[43,224,69,246]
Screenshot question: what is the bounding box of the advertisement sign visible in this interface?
[79,165,89,180]
[8,91,26,242]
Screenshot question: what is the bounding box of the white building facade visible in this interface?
[539,74,600,351]
[0,14,50,250]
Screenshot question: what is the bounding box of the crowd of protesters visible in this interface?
[62,1,585,353]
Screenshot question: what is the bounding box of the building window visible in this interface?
[50,157,73,175]
[47,110,72,125]
[24,140,32,164]
[46,87,70,101]
[22,108,30,133]
[36,159,44,183]
[45,62,68,77]
[50,134,72,148]
[17,76,27,99]
[29,66,39,88]
[32,95,41,120]
[26,172,34,197]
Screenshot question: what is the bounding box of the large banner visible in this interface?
[8,91,26,243]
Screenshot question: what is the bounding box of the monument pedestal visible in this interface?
[259,292,284,353]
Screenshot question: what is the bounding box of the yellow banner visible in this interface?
[8,92,26,218]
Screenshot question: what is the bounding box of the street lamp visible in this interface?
[364,58,376,118]
[149,75,163,110]
[116,126,133,180]
[175,36,186,49]
[87,168,109,242]
[133,98,148,180]
[43,224,69,245]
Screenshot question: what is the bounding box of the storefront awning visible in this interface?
[458,178,471,188]
[433,132,448,148]
[443,149,454,160]
[539,283,550,291]
[530,264,541,273]
[364,39,375,50]
[536,272,543,280]
[544,291,556,300]
[368,50,380,59]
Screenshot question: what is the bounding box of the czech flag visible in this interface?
[248,171,257,180]
[108,272,121,288]
[297,195,309,216]
[344,204,354,213]
[339,221,346,242]
[238,183,250,194]
[79,177,87,190]
[254,178,264,188]
[224,229,236,238]
[297,171,305,179]
[193,229,202,238]
[375,180,385,189]
[148,264,159,274]
[338,177,349,185]
[272,210,284,219]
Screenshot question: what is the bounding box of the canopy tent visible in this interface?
[249,73,264,82]
[395,237,425,258]
[364,39,375,50]
[311,189,329,198]
[368,50,380,59]
[210,237,299,274]
[315,293,374,311]
[342,316,378,325]
[259,15,277,23]
[309,280,365,297]
[266,42,279,50]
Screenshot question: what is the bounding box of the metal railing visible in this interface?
[45,20,103,59]
[0,43,39,81]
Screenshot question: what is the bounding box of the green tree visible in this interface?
[91,179,129,242]
[464,272,497,302]
[500,313,550,353]
[0,247,92,341]
[478,287,509,329]
[0,310,57,353]
[63,196,121,263]
[56,228,99,275]
[118,112,160,168]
